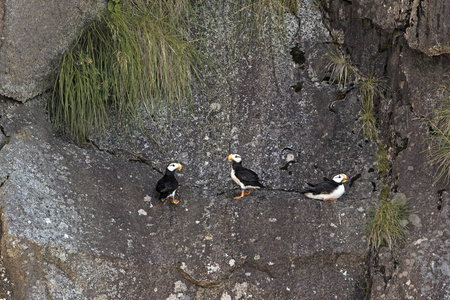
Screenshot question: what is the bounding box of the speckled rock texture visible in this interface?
[0,100,374,299]
[0,0,449,299]
[0,0,103,102]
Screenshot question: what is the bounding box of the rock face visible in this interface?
[404,0,450,56]
[0,0,449,299]
[323,1,450,298]
[353,0,450,56]
[0,0,102,102]
[0,98,375,300]
[0,102,372,298]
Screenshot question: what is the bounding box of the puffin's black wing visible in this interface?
[301,181,338,195]
[155,175,178,199]
[235,165,264,188]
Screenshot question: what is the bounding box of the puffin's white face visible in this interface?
[167,163,183,172]
[226,154,242,163]
[332,174,349,183]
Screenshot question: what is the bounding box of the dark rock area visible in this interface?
[322,0,450,299]
[0,0,448,299]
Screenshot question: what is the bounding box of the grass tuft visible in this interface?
[367,194,410,250]
[48,0,205,144]
[376,144,390,178]
[359,75,388,140]
[428,86,450,182]
[360,75,387,105]
[361,110,377,140]
[324,49,354,88]
[282,0,299,14]
[49,0,298,144]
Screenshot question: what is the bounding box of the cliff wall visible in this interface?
[0,0,448,299]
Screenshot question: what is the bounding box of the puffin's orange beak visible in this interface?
[226,154,233,161]
[177,164,183,170]
[342,174,349,182]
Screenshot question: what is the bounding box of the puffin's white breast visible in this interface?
[305,184,345,200]
[231,167,245,189]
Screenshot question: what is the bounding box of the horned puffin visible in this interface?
[155,163,183,204]
[226,154,264,199]
[301,174,349,201]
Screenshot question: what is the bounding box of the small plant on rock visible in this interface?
[359,74,386,103]
[367,194,410,250]
[49,0,299,144]
[376,144,390,178]
[359,75,388,140]
[361,107,377,140]
[49,0,205,144]
[428,86,450,182]
[324,49,354,88]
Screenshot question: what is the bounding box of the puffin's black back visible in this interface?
[155,170,179,199]
[301,180,339,195]
[233,161,264,188]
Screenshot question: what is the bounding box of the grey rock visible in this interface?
[0,102,373,299]
[0,1,379,297]
[409,214,422,227]
[0,0,449,299]
[0,0,104,101]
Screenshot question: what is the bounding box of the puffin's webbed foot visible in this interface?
[234,190,245,199]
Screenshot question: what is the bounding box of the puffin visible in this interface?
[155,163,183,204]
[226,154,264,199]
[301,174,349,201]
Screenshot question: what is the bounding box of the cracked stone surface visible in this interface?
[0,1,381,297]
[0,0,449,299]
[0,100,376,298]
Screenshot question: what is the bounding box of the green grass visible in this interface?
[360,75,386,104]
[428,87,450,182]
[367,194,410,250]
[376,144,390,178]
[48,0,204,144]
[49,0,298,144]
[324,49,354,88]
[359,75,388,141]
[228,0,298,25]
[358,75,391,178]
[361,109,377,140]
[429,132,450,181]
